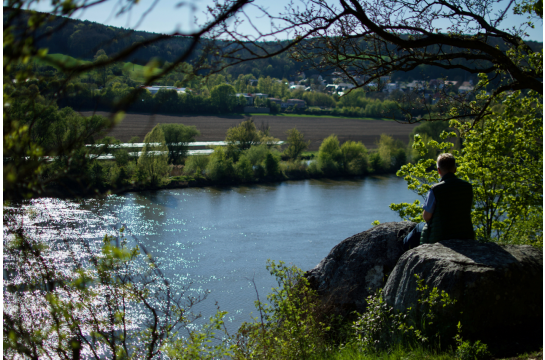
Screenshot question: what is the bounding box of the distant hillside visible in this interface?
[4,7,542,82]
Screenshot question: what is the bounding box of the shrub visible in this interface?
[281,160,308,178]
[353,274,458,352]
[254,164,265,179]
[307,161,322,177]
[317,135,342,176]
[137,125,170,186]
[184,155,210,175]
[160,123,200,164]
[235,155,254,182]
[455,340,492,360]
[340,140,369,175]
[88,161,105,188]
[455,323,492,360]
[244,144,270,165]
[368,152,383,173]
[114,149,130,167]
[264,153,280,178]
[284,127,310,160]
[376,134,406,171]
[233,261,337,360]
[206,147,235,182]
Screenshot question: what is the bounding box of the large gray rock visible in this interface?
[383,239,543,343]
[305,221,416,315]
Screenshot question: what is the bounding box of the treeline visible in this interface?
[7,61,419,118]
[5,8,542,83]
[57,83,411,118]
[86,118,408,193]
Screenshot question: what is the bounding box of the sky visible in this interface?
[27,0,544,41]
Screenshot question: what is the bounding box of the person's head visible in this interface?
[436,153,456,176]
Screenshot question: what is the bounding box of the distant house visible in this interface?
[406,80,425,91]
[249,79,258,86]
[290,85,306,91]
[282,99,307,109]
[458,81,474,94]
[268,98,282,105]
[385,83,397,93]
[140,85,185,95]
[428,79,444,90]
[254,93,269,99]
[443,80,459,89]
[325,83,355,93]
[235,93,254,105]
[337,83,355,91]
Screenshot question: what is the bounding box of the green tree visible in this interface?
[341,140,369,175]
[235,155,254,182]
[137,124,170,186]
[244,144,270,166]
[210,83,237,112]
[257,76,273,94]
[376,134,406,172]
[264,152,280,178]
[206,146,235,182]
[317,135,342,176]
[184,155,210,176]
[391,90,542,245]
[284,127,310,160]
[93,49,109,87]
[225,118,265,150]
[161,123,200,164]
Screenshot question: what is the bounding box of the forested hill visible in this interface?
[4,7,543,81]
[3,7,302,80]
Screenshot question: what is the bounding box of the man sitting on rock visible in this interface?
[402,153,475,251]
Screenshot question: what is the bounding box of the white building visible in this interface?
[141,86,186,95]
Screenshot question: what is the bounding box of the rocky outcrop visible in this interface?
[305,221,416,315]
[383,239,543,344]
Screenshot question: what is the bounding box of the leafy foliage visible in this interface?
[454,323,492,360]
[353,275,458,352]
[137,124,170,186]
[391,90,543,244]
[160,123,200,164]
[233,260,337,360]
[284,127,311,160]
[225,118,276,151]
[340,140,369,176]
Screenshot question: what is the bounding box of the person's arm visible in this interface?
[422,189,436,223]
[422,209,433,222]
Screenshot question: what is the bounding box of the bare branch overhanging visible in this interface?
[206,0,542,122]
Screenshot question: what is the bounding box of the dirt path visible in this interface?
[81,112,420,151]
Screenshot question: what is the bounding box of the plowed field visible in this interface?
[81,112,420,151]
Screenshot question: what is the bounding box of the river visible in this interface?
[12,175,419,335]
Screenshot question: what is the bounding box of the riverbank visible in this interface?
[35,165,395,200]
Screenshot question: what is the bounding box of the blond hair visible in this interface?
[437,153,456,172]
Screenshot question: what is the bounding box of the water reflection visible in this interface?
[14,175,418,334]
